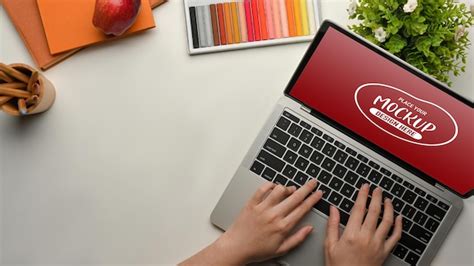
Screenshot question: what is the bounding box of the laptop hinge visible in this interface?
[434,183,446,192]
[300,105,311,114]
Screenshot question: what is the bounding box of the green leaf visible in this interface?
[385,34,407,53]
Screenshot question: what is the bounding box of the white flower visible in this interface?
[348,0,358,16]
[403,0,418,13]
[455,25,466,41]
[374,27,387,42]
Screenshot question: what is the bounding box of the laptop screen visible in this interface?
[287,24,474,197]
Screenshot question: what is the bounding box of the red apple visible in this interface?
[93,0,142,36]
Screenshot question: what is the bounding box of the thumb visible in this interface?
[325,205,340,248]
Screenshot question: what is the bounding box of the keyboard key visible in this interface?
[288,123,302,137]
[270,127,290,145]
[310,137,325,150]
[264,138,286,157]
[426,194,438,204]
[356,154,369,163]
[287,180,300,189]
[299,129,314,144]
[298,144,313,158]
[391,174,403,183]
[425,218,440,232]
[405,251,420,265]
[345,147,357,156]
[391,183,406,197]
[368,170,383,184]
[437,201,449,211]
[309,151,324,165]
[402,205,416,219]
[274,174,288,185]
[282,165,297,179]
[318,170,332,184]
[294,171,309,185]
[392,198,405,212]
[258,150,286,172]
[339,210,350,226]
[322,157,336,172]
[403,180,415,190]
[345,157,359,171]
[402,218,413,231]
[414,187,426,197]
[426,203,446,221]
[306,163,321,178]
[356,163,371,177]
[410,224,433,244]
[328,191,343,206]
[334,150,348,164]
[392,245,408,260]
[295,157,309,171]
[322,143,337,157]
[333,164,347,178]
[400,233,426,255]
[314,198,331,216]
[299,120,311,130]
[251,161,265,175]
[282,111,299,123]
[382,191,394,200]
[262,167,276,181]
[340,184,355,198]
[355,177,369,189]
[413,211,428,226]
[322,134,334,143]
[288,138,302,152]
[283,150,298,164]
[311,127,323,136]
[329,177,344,191]
[344,171,359,185]
[368,161,380,170]
[334,140,345,149]
[414,197,428,211]
[318,185,331,199]
[380,167,392,176]
[402,190,417,204]
[340,198,354,213]
[276,116,291,130]
[380,177,394,191]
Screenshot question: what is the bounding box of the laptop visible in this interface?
[211,20,473,265]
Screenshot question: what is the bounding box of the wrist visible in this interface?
[212,234,249,266]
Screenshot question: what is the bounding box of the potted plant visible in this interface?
[348,0,474,86]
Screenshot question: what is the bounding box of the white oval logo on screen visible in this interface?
[354,83,458,146]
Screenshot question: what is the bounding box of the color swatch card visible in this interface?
[184,0,320,54]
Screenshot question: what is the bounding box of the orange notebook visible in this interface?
[2,0,167,70]
[37,0,156,55]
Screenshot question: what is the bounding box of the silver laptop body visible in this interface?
[211,20,464,266]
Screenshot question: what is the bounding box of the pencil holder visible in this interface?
[0,63,56,116]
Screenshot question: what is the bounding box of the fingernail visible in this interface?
[363,183,369,189]
[316,190,323,196]
[310,179,317,185]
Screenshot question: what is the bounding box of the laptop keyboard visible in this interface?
[250,110,451,265]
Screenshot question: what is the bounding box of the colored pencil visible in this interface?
[231,2,241,43]
[18,98,27,115]
[285,0,296,36]
[251,0,261,41]
[300,0,309,35]
[238,0,248,42]
[293,0,303,36]
[306,0,316,34]
[257,0,268,40]
[209,4,220,46]
[272,0,282,38]
[278,0,289,37]
[203,6,214,47]
[189,7,200,48]
[244,0,255,41]
[217,4,228,45]
[196,6,207,47]
[264,0,275,39]
[0,87,32,98]
[224,2,234,44]
[0,63,29,83]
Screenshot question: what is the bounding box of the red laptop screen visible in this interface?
[289,27,474,196]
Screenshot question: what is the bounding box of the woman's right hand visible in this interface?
[324,184,403,266]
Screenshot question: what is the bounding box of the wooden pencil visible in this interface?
[0,71,14,83]
[18,98,27,115]
[27,71,39,92]
[0,87,32,98]
[25,95,39,106]
[0,96,13,105]
[1,102,20,116]
[0,82,27,89]
[0,63,30,83]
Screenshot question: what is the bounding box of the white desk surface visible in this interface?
[1,1,473,265]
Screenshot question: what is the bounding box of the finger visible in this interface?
[250,182,276,205]
[325,205,340,248]
[362,187,383,232]
[276,226,313,255]
[375,198,394,239]
[284,190,323,227]
[275,179,318,216]
[345,183,369,230]
[384,215,403,253]
[260,184,294,208]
